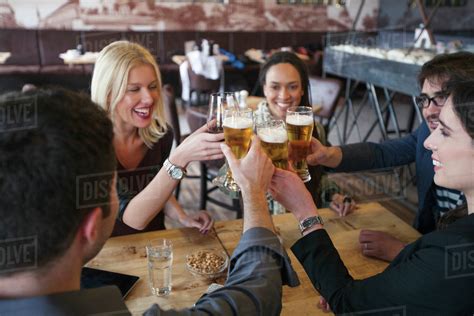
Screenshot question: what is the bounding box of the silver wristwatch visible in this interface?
[163,158,186,180]
[299,215,324,234]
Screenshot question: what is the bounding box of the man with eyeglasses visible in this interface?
[305,51,474,262]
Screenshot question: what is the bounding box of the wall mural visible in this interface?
[0,0,379,32]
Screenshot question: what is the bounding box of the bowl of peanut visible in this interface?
[185,249,229,279]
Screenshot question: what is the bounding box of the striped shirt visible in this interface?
[435,186,465,217]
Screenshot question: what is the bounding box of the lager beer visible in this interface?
[257,121,288,169]
[223,116,253,159]
[222,108,253,192]
[286,107,314,182]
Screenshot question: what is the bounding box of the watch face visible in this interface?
[171,168,183,179]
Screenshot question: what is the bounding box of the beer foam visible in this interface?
[286,115,313,126]
[258,127,287,143]
[223,116,253,129]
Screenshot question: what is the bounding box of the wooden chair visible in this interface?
[163,84,185,141]
[162,84,188,199]
[185,107,242,218]
[187,65,220,107]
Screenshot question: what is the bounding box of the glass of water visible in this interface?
[146,239,173,296]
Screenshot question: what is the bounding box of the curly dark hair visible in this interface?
[258,51,311,107]
[0,88,116,272]
[446,79,474,139]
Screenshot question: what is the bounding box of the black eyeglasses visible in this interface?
[415,92,450,109]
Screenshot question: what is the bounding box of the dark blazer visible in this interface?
[291,214,474,315]
[334,122,437,233]
[0,286,129,316]
[306,122,324,208]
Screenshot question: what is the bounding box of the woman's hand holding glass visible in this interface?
[169,123,224,168]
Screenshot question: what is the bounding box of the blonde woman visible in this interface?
[91,41,223,236]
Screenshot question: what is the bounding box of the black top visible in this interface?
[112,129,174,237]
[292,214,474,315]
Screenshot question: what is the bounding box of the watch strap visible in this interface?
[299,215,324,234]
[163,158,186,179]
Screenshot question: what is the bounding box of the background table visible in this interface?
[89,202,420,315]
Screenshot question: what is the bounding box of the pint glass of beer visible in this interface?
[223,108,253,192]
[256,120,288,170]
[286,106,314,182]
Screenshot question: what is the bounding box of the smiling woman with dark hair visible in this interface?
[432,79,474,229]
[255,51,355,215]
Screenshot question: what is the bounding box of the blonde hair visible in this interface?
[91,41,167,148]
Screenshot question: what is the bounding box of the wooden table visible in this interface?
[88,202,420,315]
[0,52,11,64]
